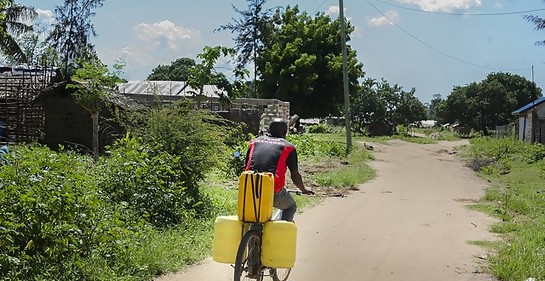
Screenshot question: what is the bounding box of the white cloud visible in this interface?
[35,9,55,26]
[134,20,198,49]
[367,10,399,26]
[19,8,54,29]
[396,0,482,12]
[325,6,339,16]
[353,25,363,38]
[119,20,201,65]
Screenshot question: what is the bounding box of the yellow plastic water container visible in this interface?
[238,171,274,223]
[212,216,244,264]
[261,220,297,268]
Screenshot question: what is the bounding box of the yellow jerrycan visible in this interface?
[237,171,274,223]
[261,220,297,268]
[212,216,244,264]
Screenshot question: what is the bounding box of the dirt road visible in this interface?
[157,139,497,281]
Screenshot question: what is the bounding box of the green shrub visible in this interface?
[0,145,98,279]
[99,136,204,227]
[522,143,545,164]
[307,123,331,134]
[0,145,149,280]
[287,134,347,158]
[397,124,409,136]
[287,134,319,157]
[131,99,227,188]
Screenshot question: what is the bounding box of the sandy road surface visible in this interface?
[157,139,497,281]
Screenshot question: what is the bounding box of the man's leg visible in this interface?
[273,188,297,221]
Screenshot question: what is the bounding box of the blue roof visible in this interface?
[512,96,545,115]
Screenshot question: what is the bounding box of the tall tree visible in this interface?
[48,0,104,76]
[429,94,447,123]
[351,78,426,136]
[0,0,37,63]
[217,0,273,98]
[147,57,196,81]
[443,72,542,133]
[258,6,364,118]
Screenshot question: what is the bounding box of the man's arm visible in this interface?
[286,148,313,194]
[290,170,312,194]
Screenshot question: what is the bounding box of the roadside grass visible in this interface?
[412,127,461,141]
[310,132,390,144]
[130,220,214,278]
[467,239,500,250]
[310,130,459,145]
[312,147,375,191]
[462,137,545,280]
[83,220,216,281]
[398,135,437,144]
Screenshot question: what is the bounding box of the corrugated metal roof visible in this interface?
[512,96,545,115]
[117,81,223,98]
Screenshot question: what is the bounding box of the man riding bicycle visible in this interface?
[243,118,313,221]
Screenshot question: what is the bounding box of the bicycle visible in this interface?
[233,190,309,281]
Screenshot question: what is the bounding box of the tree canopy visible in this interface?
[48,0,104,76]
[440,72,542,133]
[217,0,272,70]
[257,6,364,118]
[351,78,427,136]
[147,58,197,81]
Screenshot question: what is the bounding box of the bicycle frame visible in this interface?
[238,208,283,280]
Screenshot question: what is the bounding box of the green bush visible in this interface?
[287,134,319,157]
[307,123,331,134]
[397,124,409,137]
[287,134,346,158]
[468,137,545,167]
[130,99,227,188]
[0,145,149,280]
[99,136,204,227]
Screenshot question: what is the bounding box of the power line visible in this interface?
[375,0,545,16]
[313,0,329,14]
[365,0,531,72]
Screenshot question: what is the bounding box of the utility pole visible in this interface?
[339,0,352,150]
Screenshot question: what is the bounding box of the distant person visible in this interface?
[244,118,313,221]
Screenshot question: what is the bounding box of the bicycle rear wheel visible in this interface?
[271,268,292,281]
[234,229,264,281]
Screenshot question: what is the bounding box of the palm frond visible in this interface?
[5,21,33,35]
[5,4,38,22]
[0,32,28,63]
[524,15,545,30]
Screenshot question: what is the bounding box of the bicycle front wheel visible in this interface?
[234,229,263,281]
[271,268,292,281]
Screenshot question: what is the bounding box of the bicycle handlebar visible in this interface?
[287,189,315,196]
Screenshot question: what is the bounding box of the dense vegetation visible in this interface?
[431,73,541,133]
[0,105,373,280]
[463,137,545,280]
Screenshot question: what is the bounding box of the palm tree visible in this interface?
[525,13,545,46]
[0,0,37,63]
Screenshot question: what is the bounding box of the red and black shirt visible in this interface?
[244,136,298,193]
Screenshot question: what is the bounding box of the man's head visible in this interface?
[268,118,288,138]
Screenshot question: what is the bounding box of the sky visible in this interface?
[16,0,545,103]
